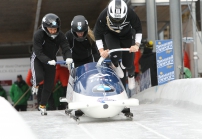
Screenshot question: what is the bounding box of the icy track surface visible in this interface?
[3,78,202,139]
[20,104,202,139]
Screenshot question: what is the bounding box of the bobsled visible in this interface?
[60,48,139,123]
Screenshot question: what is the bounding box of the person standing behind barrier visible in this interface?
[139,41,158,86]
[55,64,69,95]
[134,49,141,78]
[94,0,142,90]
[53,81,65,110]
[65,15,100,68]
[184,67,192,78]
[31,13,72,115]
[55,64,69,109]
[0,84,7,100]
[10,75,31,111]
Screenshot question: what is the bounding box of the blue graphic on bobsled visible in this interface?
[73,62,124,97]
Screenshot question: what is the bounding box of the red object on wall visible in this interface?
[26,69,44,86]
[134,50,141,73]
[184,50,190,69]
[0,80,12,86]
[55,64,69,87]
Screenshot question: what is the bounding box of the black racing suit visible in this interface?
[65,30,100,68]
[31,29,71,106]
[94,7,142,76]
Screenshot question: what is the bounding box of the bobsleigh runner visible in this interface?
[60,48,139,123]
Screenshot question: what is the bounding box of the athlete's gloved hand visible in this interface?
[48,60,56,66]
[65,58,73,65]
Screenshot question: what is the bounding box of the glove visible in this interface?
[48,60,56,66]
[65,58,73,64]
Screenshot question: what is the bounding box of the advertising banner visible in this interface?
[156,40,175,85]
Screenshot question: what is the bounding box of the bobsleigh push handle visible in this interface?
[56,61,72,70]
[55,61,66,64]
[97,48,130,66]
[108,48,130,54]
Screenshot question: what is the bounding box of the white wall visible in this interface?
[0,56,64,92]
[0,97,38,139]
[134,78,202,111]
[0,56,64,108]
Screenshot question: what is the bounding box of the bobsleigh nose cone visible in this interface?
[103,104,108,109]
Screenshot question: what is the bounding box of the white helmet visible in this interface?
[108,0,128,26]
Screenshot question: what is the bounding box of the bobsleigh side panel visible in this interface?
[66,68,76,102]
[74,62,125,97]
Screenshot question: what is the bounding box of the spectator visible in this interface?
[55,64,69,109]
[184,50,190,69]
[10,75,31,111]
[55,64,69,95]
[184,67,192,78]
[139,41,158,86]
[52,81,65,110]
[0,84,7,100]
[134,49,141,78]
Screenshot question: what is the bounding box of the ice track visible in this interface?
[2,78,202,139]
[20,103,202,139]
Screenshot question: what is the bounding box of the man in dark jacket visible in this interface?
[139,41,158,86]
[10,75,31,111]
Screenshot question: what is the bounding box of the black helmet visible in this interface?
[71,15,88,42]
[42,13,61,39]
[108,0,128,26]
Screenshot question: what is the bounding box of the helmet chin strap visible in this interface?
[106,16,121,33]
[42,24,45,32]
[75,37,85,42]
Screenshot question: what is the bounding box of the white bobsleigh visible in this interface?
[60,48,139,123]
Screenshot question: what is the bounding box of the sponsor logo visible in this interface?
[89,73,110,79]
[77,22,82,30]
[52,21,57,25]
[97,97,115,103]
[92,84,115,93]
